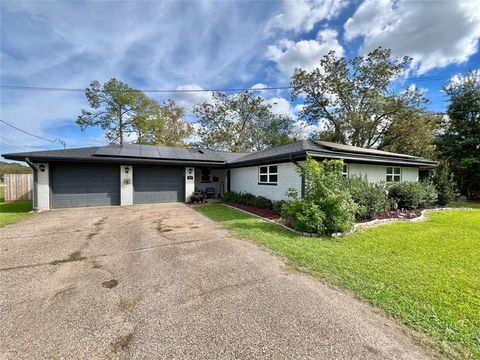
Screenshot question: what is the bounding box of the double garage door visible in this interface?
[50,164,184,209]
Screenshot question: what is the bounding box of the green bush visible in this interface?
[253,196,273,209]
[223,191,239,202]
[281,199,325,234]
[238,192,256,206]
[429,163,456,205]
[284,156,357,235]
[272,200,286,214]
[388,182,438,209]
[190,194,204,203]
[346,177,391,220]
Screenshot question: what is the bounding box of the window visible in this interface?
[386,167,401,182]
[342,164,349,178]
[201,168,211,182]
[258,165,278,185]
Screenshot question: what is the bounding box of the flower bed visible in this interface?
[226,201,445,235]
[227,202,281,221]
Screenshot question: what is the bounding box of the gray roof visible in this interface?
[2,140,436,167]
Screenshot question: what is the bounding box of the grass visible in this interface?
[0,184,33,227]
[0,200,32,228]
[449,201,480,209]
[196,204,480,359]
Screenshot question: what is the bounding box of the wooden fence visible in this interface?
[4,174,33,201]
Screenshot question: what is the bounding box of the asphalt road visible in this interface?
[0,203,437,359]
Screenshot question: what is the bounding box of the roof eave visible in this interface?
[2,154,227,167]
[309,151,437,166]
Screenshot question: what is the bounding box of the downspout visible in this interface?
[25,158,37,210]
[289,154,305,198]
[25,157,36,170]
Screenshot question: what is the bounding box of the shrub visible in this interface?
[346,177,391,220]
[237,192,256,206]
[253,196,273,209]
[419,182,438,207]
[388,182,438,209]
[281,199,325,234]
[429,163,456,206]
[223,191,239,202]
[284,156,357,235]
[272,200,286,214]
[190,194,204,203]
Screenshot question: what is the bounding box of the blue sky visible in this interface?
[1,0,480,159]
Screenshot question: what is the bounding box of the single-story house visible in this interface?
[2,140,436,210]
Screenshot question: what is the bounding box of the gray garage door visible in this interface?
[51,164,120,209]
[134,166,184,204]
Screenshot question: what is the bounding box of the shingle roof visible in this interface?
[2,140,436,167]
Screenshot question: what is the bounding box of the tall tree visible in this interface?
[134,100,193,147]
[77,79,156,145]
[291,47,429,147]
[193,92,293,152]
[379,110,441,158]
[436,71,480,198]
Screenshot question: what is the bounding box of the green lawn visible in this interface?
[0,184,32,227]
[196,204,480,359]
[449,201,480,209]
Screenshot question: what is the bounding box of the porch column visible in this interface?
[185,167,195,202]
[35,162,50,210]
[120,165,133,205]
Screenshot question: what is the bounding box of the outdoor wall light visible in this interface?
[125,166,130,174]
[39,164,45,172]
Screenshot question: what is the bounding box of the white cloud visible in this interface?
[174,84,213,112]
[251,83,267,90]
[292,120,323,139]
[268,0,347,33]
[265,97,297,118]
[344,0,480,74]
[267,28,344,76]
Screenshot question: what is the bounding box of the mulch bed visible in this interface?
[227,202,282,221]
[227,202,441,230]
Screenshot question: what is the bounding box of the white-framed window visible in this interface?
[386,167,401,182]
[342,164,349,178]
[258,165,278,185]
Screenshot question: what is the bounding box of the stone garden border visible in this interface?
[224,204,472,238]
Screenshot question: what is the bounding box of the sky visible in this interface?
[1,0,480,160]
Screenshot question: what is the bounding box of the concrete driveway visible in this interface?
[0,204,435,359]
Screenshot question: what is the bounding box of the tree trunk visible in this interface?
[119,107,123,145]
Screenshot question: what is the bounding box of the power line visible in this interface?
[0,74,454,94]
[0,118,66,149]
[0,85,292,93]
[0,136,27,152]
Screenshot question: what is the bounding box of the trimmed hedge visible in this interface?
[224,191,273,210]
[253,196,273,209]
[223,191,239,202]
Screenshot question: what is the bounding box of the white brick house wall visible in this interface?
[230,162,302,201]
[231,162,420,202]
[347,163,419,183]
